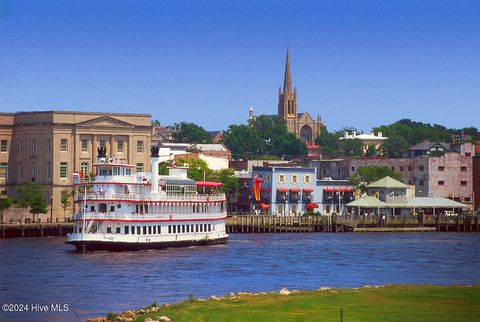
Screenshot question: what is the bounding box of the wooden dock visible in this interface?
[353,227,436,233]
[0,223,73,239]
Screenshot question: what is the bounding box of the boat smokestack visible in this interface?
[150,146,160,195]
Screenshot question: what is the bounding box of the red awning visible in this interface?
[323,187,353,193]
[324,188,335,192]
[258,202,270,209]
[289,188,301,193]
[277,188,288,193]
[306,202,319,209]
[196,181,222,187]
[303,188,314,192]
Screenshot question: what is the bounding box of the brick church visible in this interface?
[278,48,324,144]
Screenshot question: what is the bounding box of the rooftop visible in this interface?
[367,176,407,189]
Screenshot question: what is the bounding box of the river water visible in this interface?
[0,233,479,321]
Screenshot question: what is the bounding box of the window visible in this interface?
[304,175,311,184]
[0,163,7,179]
[46,162,51,180]
[465,152,471,157]
[278,175,285,183]
[461,167,467,172]
[408,166,412,171]
[116,227,121,234]
[153,226,156,234]
[173,225,176,234]
[19,163,23,179]
[80,162,89,176]
[124,226,129,234]
[143,226,147,234]
[419,166,424,171]
[291,175,298,184]
[438,180,444,186]
[408,180,413,185]
[438,166,445,171]
[106,227,112,234]
[46,139,51,152]
[158,225,161,234]
[391,167,395,171]
[1,140,8,152]
[168,225,172,234]
[265,175,270,183]
[186,225,189,233]
[131,226,135,234]
[419,180,424,186]
[148,226,152,234]
[31,163,36,182]
[117,140,124,153]
[351,167,355,172]
[400,166,404,171]
[60,162,68,179]
[81,139,88,152]
[90,205,95,212]
[136,226,141,234]
[99,140,106,148]
[137,140,144,153]
[60,139,68,152]
[136,163,144,172]
[461,181,467,186]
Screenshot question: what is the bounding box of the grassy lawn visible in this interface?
[133,285,480,322]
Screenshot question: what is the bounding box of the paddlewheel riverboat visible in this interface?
[66,146,228,251]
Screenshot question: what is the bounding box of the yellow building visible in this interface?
[0,111,152,221]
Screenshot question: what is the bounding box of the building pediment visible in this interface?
[75,115,135,128]
[297,111,314,123]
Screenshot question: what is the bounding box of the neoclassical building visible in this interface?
[278,48,324,144]
[0,111,152,220]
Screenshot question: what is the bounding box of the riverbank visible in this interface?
[94,285,480,322]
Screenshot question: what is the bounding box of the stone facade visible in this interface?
[278,48,324,144]
[0,111,152,221]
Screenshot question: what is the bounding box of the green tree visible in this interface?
[381,134,409,158]
[60,189,72,221]
[172,122,212,144]
[314,127,340,156]
[365,144,378,157]
[222,124,266,159]
[349,166,404,194]
[151,120,161,126]
[0,195,13,224]
[338,138,363,157]
[210,168,240,195]
[15,182,48,222]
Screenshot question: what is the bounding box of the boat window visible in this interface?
[177,225,181,233]
[110,205,115,212]
[124,226,129,234]
[186,225,189,233]
[199,224,202,232]
[107,227,112,233]
[208,224,211,232]
[196,224,199,232]
[204,224,207,232]
[182,225,185,233]
[153,226,156,234]
[168,225,171,234]
[158,225,161,234]
[193,205,196,212]
[148,226,152,235]
[143,226,147,234]
[79,227,82,233]
[191,224,194,232]
[90,206,95,212]
[173,225,176,234]
[116,227,121,234]
[131,226,135,234]
[136,226,141,234]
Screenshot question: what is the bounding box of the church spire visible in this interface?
[283,46,292,93]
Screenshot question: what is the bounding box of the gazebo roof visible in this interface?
[367,176,407,189]
[346,196,386,208]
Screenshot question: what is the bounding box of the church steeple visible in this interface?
[283,46,292,93]
[278,47,297,120]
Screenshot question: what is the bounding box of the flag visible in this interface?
[253,174,263,201]
[80,170,84,178]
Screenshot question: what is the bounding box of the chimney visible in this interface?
[150,146,160,196]
[378,132,382,137]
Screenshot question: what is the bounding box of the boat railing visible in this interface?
[75,192,226,202]
[76,175,144,184]
[72,211,226,221]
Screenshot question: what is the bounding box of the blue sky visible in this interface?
[1,0,479,131]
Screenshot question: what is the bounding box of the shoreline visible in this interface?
[87,284,480,322]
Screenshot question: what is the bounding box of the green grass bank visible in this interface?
[113,285,480,322]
